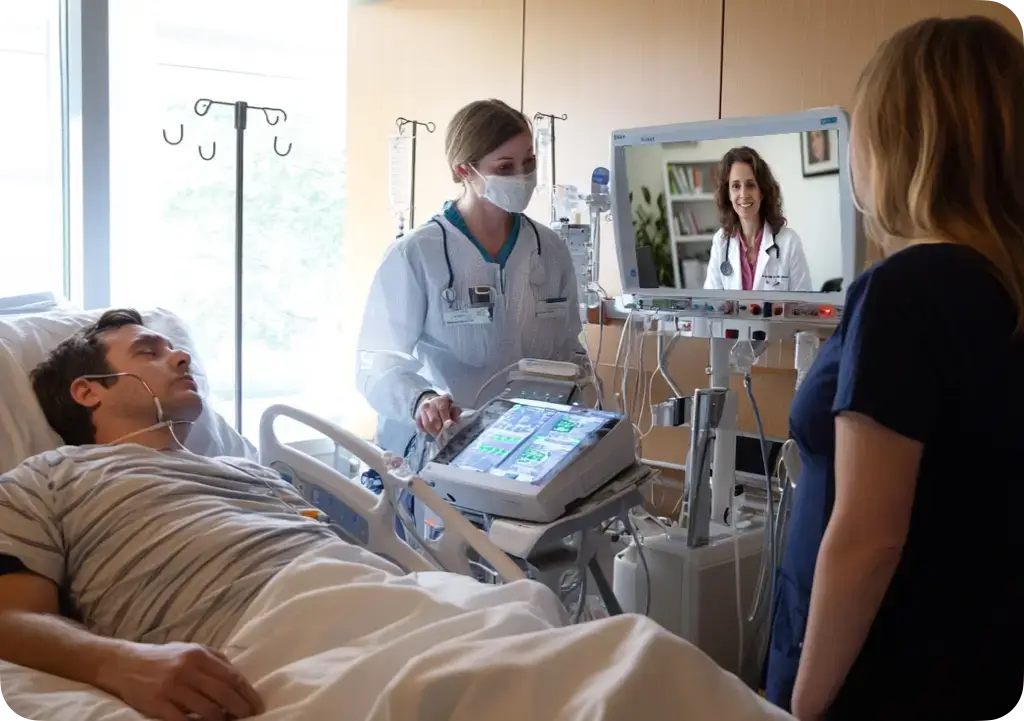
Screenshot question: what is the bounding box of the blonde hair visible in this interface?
[445,99,531,183]
[852,15,1024,330]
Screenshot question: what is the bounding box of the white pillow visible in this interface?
[0,291,62,315]
[0,307,257,473]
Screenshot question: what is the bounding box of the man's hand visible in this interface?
[97,642,264,721]
[415,393,461,437]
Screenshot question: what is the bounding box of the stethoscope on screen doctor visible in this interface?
[433,215,545,305]
[718,233,781,278]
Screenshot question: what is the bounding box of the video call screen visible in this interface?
[623,129,842,293]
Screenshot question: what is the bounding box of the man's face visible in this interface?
[88,324,203,425]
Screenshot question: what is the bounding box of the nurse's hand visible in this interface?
[416,393,462,437]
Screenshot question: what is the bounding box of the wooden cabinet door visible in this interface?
[721,0,1021,117]
[345,0,525,300]
[721,0,1020,266]
[521,0,725,296]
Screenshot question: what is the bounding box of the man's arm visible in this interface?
[0,570,126,690]
[0,568,264,721]
[0,458,262,719]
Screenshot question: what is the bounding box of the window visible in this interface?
[108,1,363,444]
[0,1,66,298]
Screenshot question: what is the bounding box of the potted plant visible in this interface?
[630,186,673,287]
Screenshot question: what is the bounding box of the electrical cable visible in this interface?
[743,372,776,624]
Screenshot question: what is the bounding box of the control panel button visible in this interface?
[725,328,740,339]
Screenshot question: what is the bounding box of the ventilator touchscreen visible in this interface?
[448,402,615,485]
[423,398,636,523]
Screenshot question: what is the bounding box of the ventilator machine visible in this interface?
[268,108,862,687]
[602,107,863,684]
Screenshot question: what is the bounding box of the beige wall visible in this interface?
[346,0,1022,452]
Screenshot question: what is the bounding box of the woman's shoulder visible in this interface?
[776,225,802,244]
[397,218,447,247]
[521,216,574,260]
[851,243,1008,314]
[521,215,559,244]
[865,242,989,286]
[385,218,448,262]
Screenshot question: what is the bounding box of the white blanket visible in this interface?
[1,543,792,721]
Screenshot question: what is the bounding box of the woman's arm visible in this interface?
[355,244,437,424]
[791,411,923,719]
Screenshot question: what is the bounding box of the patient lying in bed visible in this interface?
[0,309,351,720]
[0,309,791,721]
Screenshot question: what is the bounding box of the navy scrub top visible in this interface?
[766,243,1024,720]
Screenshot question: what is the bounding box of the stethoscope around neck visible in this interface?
[719,230,780,278]
[435,214,544,305]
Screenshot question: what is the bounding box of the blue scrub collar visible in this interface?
[442,200,522,269]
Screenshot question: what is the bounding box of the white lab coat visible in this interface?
[703,226,813,292]
[356,214,586,455]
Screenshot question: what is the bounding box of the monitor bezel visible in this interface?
[610,107,861,305]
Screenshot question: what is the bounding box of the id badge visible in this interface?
[536,297,569,320]
[442,306,493,326]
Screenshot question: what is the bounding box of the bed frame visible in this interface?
[258,404,526,583]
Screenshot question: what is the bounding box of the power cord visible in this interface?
[743,372,776,625]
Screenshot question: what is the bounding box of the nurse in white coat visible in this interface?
[703,146,813,292]
[356,98,586,461]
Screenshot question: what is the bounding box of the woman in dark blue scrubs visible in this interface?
[765,16,1024,721]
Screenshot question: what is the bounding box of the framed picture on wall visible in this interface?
[800,129,840,177]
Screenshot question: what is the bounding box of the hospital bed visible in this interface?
[0,303,793,721]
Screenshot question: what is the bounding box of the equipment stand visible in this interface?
[588,556,624,616]
[393,117,435,236]
[533,111,568,223]
[162,98,292,434]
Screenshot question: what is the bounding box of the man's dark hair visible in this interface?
[30,309,145,446]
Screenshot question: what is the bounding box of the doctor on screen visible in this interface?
[356,98,586,464]
[703,146,813,291]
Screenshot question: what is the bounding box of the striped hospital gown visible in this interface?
[0,444,340,648]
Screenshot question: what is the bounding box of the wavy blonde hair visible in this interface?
[852,15,1024,329]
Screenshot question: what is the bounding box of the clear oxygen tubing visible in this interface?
[78,372,317,519]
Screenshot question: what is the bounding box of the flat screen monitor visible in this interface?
[433,399,620,488]
[610,108,861,305]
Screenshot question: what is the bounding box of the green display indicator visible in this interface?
[552,419,576,434]
[491,434,519,444]
[518,449,548,465]
[478,445,508,456]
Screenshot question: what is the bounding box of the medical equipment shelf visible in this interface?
[162,98,293,434]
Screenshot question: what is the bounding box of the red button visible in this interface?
[725,328,739,339]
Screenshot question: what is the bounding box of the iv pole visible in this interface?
[162,98,293,435]
[533,112,567,223]
[394,117,435,236]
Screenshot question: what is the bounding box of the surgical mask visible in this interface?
[473,168,537,214]
[77,372,193,447]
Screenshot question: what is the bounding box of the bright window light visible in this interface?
[108,0,364,444]
[0,1,66,299]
